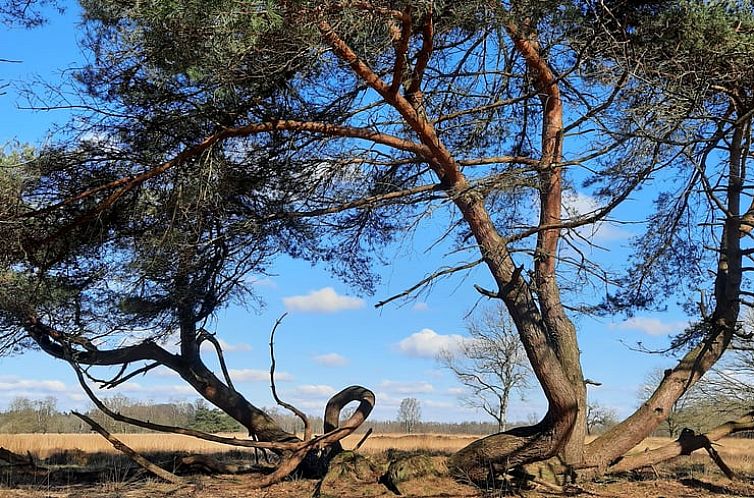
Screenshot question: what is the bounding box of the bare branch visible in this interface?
[100,362,161,390]
[69,361,301,451]
[375,259,483,308]
[198,329,236,392]
[269,313,311,440]
[72,411,185,485]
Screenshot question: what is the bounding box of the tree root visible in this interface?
[448,419,566,484]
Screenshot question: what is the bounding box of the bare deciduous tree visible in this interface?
[439,305,531,432]
[397,398,421,434]
[585,403,617,436]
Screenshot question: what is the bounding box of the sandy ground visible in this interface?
[1,473,753,498]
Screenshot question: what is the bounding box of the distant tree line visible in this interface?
[0,396,506,435]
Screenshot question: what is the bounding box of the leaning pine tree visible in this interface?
[2,0,754,484]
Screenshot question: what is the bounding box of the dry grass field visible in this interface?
[0,432,480,459]
[2,432,753,471]
[0,433,753,497]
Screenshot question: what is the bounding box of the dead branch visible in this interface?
[69,361,301,451]
[269,313,312,440]
[100,362,161,389]
[72,411,184,485]
[375,259,483,308]
[198,329,236,392]
[175,454,258,475]
[0,447,36,467]
[353,428,373,451]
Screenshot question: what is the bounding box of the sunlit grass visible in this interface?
[0,432,479,459]
[1,432,752,475]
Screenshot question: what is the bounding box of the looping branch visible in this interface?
[323,385,376,456]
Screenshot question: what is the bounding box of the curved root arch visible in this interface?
[322,386,376,455]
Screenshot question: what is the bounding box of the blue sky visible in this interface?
[0,3,693,424]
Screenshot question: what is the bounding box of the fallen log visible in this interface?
[606,410,754,476]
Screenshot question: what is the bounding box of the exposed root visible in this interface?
[449,420,565,484]
[382,453,449,494]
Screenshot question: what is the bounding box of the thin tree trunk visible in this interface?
[584,115,748,472]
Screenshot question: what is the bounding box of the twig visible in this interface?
[269,313,312,440]
[375,259,483,308]
[198,329,236,392]
[101,362,161,389]
[72,411,184,485]
[354,428,373,451]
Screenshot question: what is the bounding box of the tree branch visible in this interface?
[72,411,185,485]
[389,7,412,94]
[69,361,303,451]
[198,329,236,392]
[406,10,433,96]
[375,259,483,308]
[268,313,311,440]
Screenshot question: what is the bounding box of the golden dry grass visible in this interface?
[1,432,753,475]
[342,432,480,453]
[0,432,480,459]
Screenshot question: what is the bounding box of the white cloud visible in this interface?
[283,287,364,313]
[200,338,252,354]
[293,384,336,398]
[610,317,688,336]
[412,302,429,312]
[380,380,434,394]
[0,379,68,392]
[247,277,277,288]
[372,392,406,408]
[289,399,327,411]
[396,328,468,358]
[447,387,466,396]
[313,353,348,367]
[229,369,293,382]
[562,191,632,242]
[424,399,455,409]
[154,367,179,377]
[116,383,196,396]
